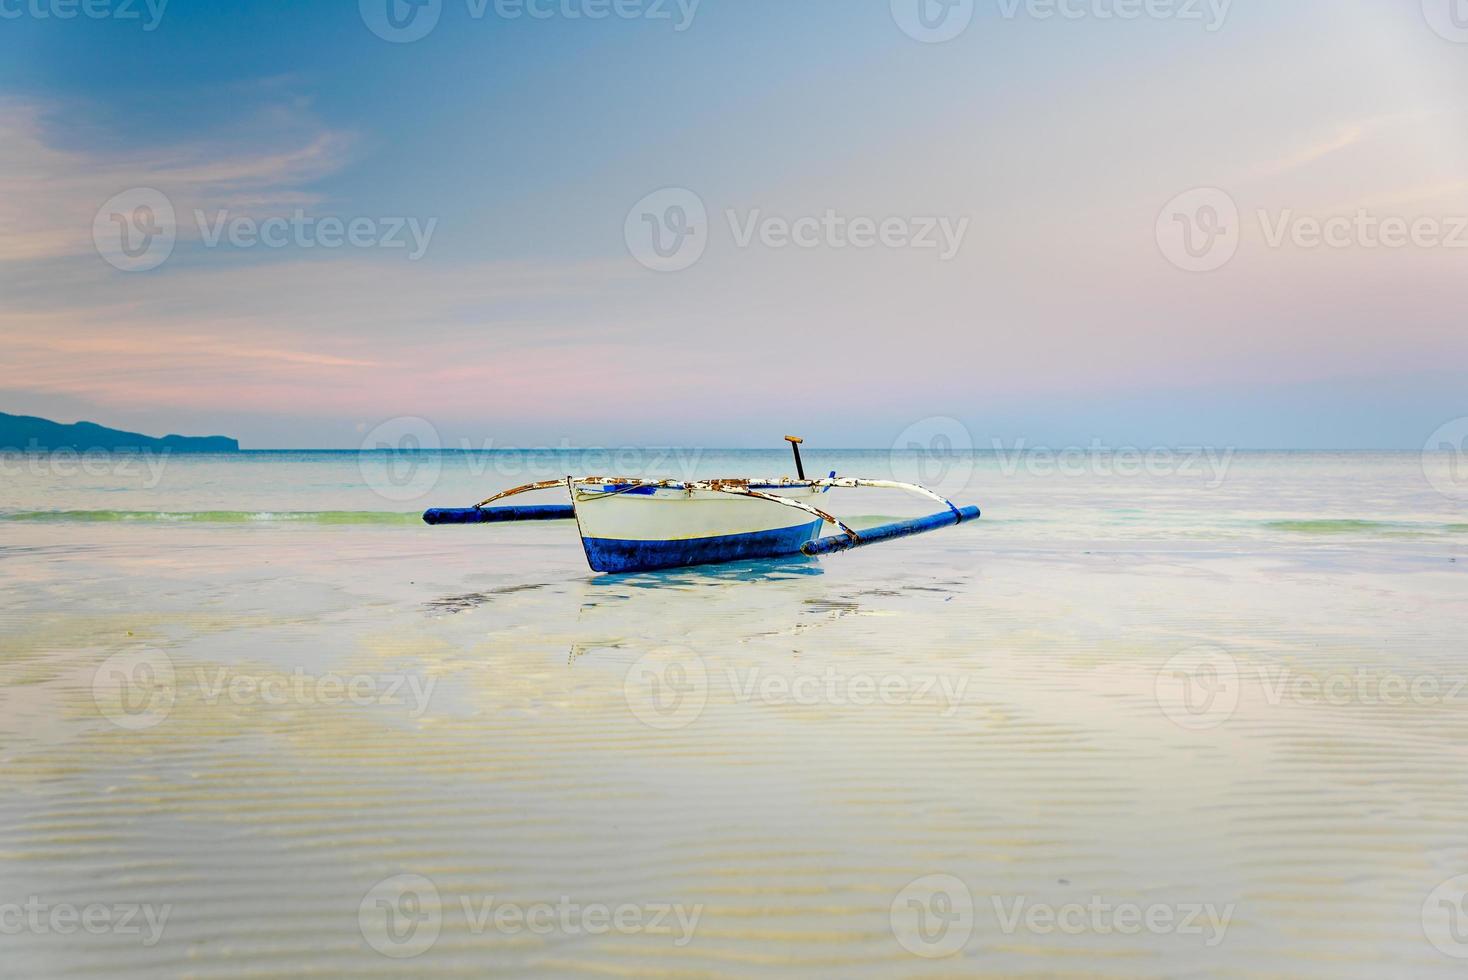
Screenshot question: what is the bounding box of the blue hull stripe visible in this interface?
[580,520,824,573]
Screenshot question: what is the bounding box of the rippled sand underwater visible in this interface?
[1,451,1466,977]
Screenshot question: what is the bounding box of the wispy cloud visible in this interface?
[0,250,648,419]
[0,95,648,421]
[0,98,352,263]
[11,331,381,368]
[1252,124,1367,177]
[1250,111,1438,178]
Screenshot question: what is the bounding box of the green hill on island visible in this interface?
[0,412,240,452]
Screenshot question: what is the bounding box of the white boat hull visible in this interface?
[571,481,826,573]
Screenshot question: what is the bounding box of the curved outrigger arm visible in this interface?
[473,478,576,509]
[805,478,961,518]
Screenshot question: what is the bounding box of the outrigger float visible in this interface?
[423,437,981,574]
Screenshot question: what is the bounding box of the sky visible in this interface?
[1,0,1465,449]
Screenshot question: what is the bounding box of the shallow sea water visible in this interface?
[1,450,1466,977]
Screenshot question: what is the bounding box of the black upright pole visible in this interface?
[784,435,806,480]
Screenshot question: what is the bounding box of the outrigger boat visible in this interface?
[423,437,980,574]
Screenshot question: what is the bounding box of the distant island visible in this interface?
[0,411,240,453]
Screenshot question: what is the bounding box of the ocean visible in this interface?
[2,448,1466,976]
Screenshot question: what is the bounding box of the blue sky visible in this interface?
[2,0,1465,448]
